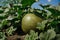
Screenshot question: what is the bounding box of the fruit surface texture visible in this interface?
[22,13,42,32]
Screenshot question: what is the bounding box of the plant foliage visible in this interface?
[0,0,60,40]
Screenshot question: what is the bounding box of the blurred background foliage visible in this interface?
[0,0,60,40]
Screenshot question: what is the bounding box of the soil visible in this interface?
[7,34,25,40]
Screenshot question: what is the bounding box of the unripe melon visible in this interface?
[22,13,42,32]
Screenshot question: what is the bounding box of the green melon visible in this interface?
[22,13,42,32]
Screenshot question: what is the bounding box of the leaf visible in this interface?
[7,15,16,20]
[0,8,4,13]
[56,6,60,11]
[21,0,35,8]
[36,20,48,30]
[17,10,22,19]
[0,24,3,29]
[0,19,9,29]
[4,8,9,13]
[0,32,6,40]
[39,32,47,40]
[24,34,29,40]
[47,8,60,18]
[47,29,56,40]
[0,13,7,17]
[45,10,52,18]
[39,28,56,40]
[1,19,8,26]
[6,26,16,36]
[24,30,38,40]
[40,4,50,9]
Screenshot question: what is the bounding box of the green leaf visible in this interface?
[0,19,9,29]
[39,28,56,40]
[36,20,48,30]
[40,4,50,9]
[56,6,60,11]
[0,24,3,29]
[24,34,29,40]
[24,30,38,40]
[0,13,7,17]
[0,8,4,13]
[6,26,16,36]
[1,19,8,26]
[17,10,22,19]
[47,29,56,40]
[47,8,60,18]
[0,32,6,40]
[46,10,52,18]
[21,0,35,8]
